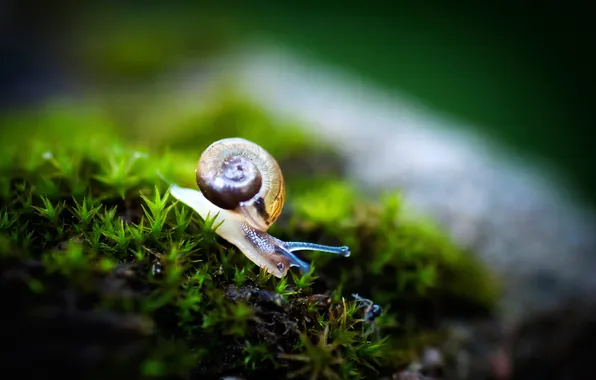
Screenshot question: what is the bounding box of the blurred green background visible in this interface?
[2,1,595,206]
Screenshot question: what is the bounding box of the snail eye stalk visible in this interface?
[271,239,351,274]
[283,241,351,257]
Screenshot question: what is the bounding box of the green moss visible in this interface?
[0,93,498,379]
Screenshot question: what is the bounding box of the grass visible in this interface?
[0,92,498,380]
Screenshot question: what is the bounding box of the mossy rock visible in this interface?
[0,93,499,380]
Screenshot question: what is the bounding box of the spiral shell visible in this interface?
[196,138,285,231]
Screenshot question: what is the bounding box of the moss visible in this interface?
[0,93,498,380]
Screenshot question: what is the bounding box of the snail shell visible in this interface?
[168,137,350,278]
[196,138,284,232]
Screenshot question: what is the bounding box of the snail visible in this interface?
[168,137,350,278]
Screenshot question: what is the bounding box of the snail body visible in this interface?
[169,137,350,278]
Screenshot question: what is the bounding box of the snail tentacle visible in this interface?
[282,241,351,257]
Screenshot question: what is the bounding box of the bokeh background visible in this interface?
[3,1,595,199]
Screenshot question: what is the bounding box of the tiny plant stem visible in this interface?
[284,242,351,257]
